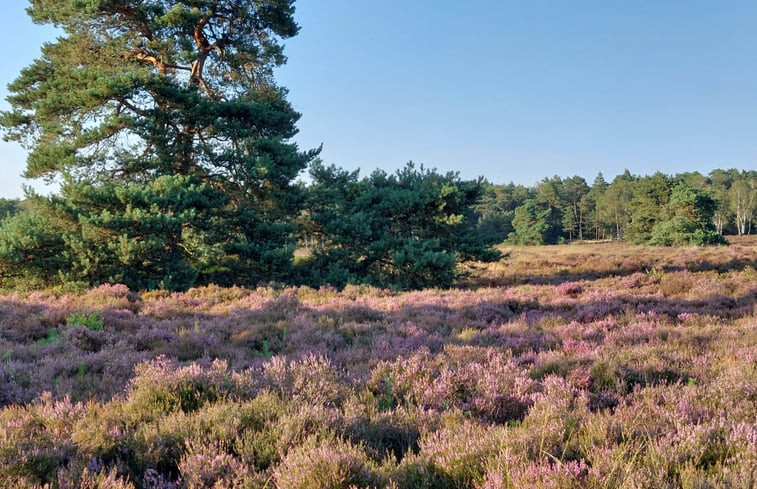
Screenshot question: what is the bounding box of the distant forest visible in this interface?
[475,168,755,245]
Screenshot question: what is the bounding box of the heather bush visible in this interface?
[81,283,142,312]
[262,354,350,408]
[267,404,343,463]
[587,360,622,394]
[0,393,84,485]
[123,357,234,418]
[273,436,384,489]
[516,376,589,462]
[0,240,755,488]
[529,351,584,381]
[390,454,458,489]
[54,467,137,489]
[479,456,593,489]
[0,365,24,407]
[70,401,130,467]
[178,439,254,488]
[368,347,535,423]
[342,401,439,463]
[0,302,50,342]
[415,416,504,488]
[70,392,289,486]
[229,320,288,358]
[659,270,695,297]
[557,281,583,296]
[61,324,106,352]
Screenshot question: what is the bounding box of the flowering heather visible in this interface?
[0,238,756,488]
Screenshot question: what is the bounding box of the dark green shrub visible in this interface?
[303,162,500,290]
[66,311,104,331]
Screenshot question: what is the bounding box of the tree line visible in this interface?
[0,1,752,292]
[1,165,752,291]
[476,169,755,246]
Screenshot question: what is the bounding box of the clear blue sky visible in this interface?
[2,0,756,199]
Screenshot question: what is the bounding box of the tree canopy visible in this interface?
[483,169,754,247]
[1,0,317,290]
[302,163,501,290]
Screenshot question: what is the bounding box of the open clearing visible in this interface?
[1,238,755,488]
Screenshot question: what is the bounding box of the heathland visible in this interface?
[1,238,755,488]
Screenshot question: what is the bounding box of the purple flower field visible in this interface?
[1,239,755,488]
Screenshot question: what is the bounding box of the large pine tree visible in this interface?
[1,0,317,289]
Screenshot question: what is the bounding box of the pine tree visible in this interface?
[626,172,671,244]
[304,162,500,290]
[509,199,553,245]
[0,0,317,289]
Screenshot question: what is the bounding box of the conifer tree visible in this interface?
[304,163,500,290]
[626,172,671,244]
[509,199,553,245]
[1,0,317,289]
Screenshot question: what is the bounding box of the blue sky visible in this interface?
[2,0,756,198]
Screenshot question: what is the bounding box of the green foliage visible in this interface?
[645,267,665,281]
[0,200,67,290]
[649,183,726,246]
[66,311,104,331]
[743,265,756,281]
[580,172,609,240]
[274,436,384,489]
[626,172,672,244]
[36,328,61,346]
[534,176,569,241]
[303,162,500,290]
[0,199,21,220]
[0,0,316,291]
[560,175,590,240]
[469,167,751,248]
[57,175,225,290]
[596,170,636,241]
[473,181,535,244]
[508,200,555,245]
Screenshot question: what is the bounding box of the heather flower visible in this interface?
[82,283,141,312]
[143,468,181,489]
[124,357,233,417]
[0,240,755,487]
[418,418,503,487]
[72,467,135,489]
[480,456,594,489]
[274,436,383,489]
[178,439,252,488]
[557,282,583,297]
[262,353,350,408]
